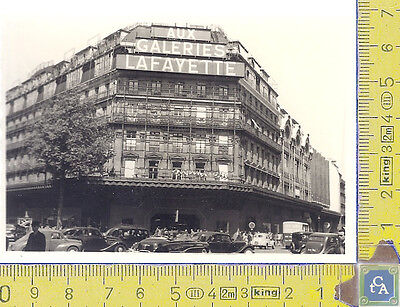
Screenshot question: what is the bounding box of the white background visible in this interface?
[0,0,356,263]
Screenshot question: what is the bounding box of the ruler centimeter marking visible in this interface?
[358,0,400,259]
[1,1,398,306]
[0,264,353,306]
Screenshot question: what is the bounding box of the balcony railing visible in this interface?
[242,122,282,152]
[6,118,36,134]
[6,140,25,151]
[108,112,241,129]
[117,86,238,102]
[109,168,237,183]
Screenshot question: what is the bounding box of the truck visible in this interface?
[282,221,310,248]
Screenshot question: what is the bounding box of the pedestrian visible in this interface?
[247,232,252,244]
[24,221,46,251]
[232,228,240,241]
[338,228,345,253]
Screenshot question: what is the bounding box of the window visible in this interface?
[218,163,229,181]
[128,80,139,93]
[304,165,309,182]
[284,183,290,195]
[174,83,184,95]
[151,81,161,94]
[196,107,207,120]
[124,160,136,178]
[256,77,260,92]
[285,125,290,139]
[211,234,230,243]
[87,229,102,237]
[124,131,136,151]
[63,230,76,236]
[172,161,182,180]
[195,162,205,173]
[149,160,159,179]
[51,232,61,240]
[37,86,44,102]
[261,149,265,166]
[284,153,289,168]
[171,133,183,153]
[195,137,206,153]
[218,135,228,145]
[218,136,229,155]
[197,84,206,97]
[295,187,300,198]
[219,86,228,97]
[149,131,160,152]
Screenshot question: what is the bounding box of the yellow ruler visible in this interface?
[1,1,399,306]
[358,0,400,259]
[0,264,353,306]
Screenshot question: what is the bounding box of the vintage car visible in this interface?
[304,233,343,254]
[131,236,171,252]
[290,231,313,254]
[282,221,310,248]
[8,229,82,251]
[156,241,209,253]
[104,226,149,249]
[6,224,27,249]
[63,227,126,252]
[132,236,209,253]
[250,233,276,249]
[192,231,254,253]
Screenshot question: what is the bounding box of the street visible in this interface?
[253,245,292,254]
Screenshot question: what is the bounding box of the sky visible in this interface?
[0,0,357,261]
[0,0,356,197]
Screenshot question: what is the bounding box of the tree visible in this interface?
[26,92,114,228]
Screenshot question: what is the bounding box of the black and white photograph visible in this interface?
[1,1,356,262]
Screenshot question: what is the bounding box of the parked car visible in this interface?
[304,233,343,254]
[104,226,149,249]
[290,231,313,254]
[8,229,82,251]
[156,241,209,253]
[131,236,171,252]
[6,224,27,249]
[251,233,276,249]
[132,236,209,253]
[192,231,254,253]
[63,227,126,252]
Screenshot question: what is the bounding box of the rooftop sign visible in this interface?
[135,39,227,58]
[116,54,244,77]
[151,26,212,41]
